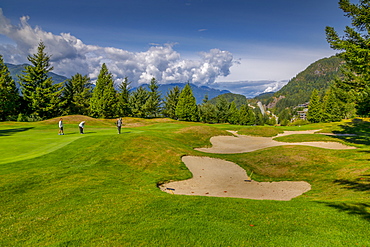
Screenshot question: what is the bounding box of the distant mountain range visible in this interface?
[136,83,231,104]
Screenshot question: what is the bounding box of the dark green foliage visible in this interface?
[198,95,217,123]
[144,78,162,118]
[18,42,63,119]
[62,73,92,115]
[227,101,240,124]
[321,88,342,122]
[162,86,180,119]
[117,77,132,117]
[253,107,264,126]
[0,55,19,120]
[175,83,198,121]
[307,89,322,123]
[238,104,255,125]
[89,63,117,118]
[215,95,230,123]
[129,86,149,118]
[326,0,370,116]
[209,93,246,109]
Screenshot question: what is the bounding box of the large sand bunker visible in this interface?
[160,156,311,201]
[195,129,356,154]
[160,130,356,200]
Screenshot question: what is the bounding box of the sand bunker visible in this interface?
[195,130,356,154]
[160,156,311,201]
[160,130,355,200]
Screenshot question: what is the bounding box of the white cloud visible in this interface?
[0,9,235,87]
[212,80,289,98]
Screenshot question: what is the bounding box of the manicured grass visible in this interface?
[1,117,370,246]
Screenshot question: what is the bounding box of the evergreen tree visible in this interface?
[199,94,217,123]
[129,86,149,118]
[18,42,63,119]
[175,83,198,121]
[307,89,322,123]
[322,88,342,122]
[144,77,162,118]
[0,55,19,120]
[326,0,370,115]
[215,95,230,123]
[228,101,240,125]
[90,63,117,118]
[239,104,255,125]
[163,86,180,119]
[62,73,92,115]
[117,77,132,117]
[253,107,264,126]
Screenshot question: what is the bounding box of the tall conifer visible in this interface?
[0,55,19,120]
[90,63,117,118]
[18,42,63,119]
[175,83,198,121]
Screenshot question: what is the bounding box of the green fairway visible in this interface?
[1,116,370,246]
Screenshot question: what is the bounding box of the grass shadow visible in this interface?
[319,175,370,221]
[0,127,34,136]
[330,119,370,145]
[320,202,370,221]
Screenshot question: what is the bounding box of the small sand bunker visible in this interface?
[160,156,311,201]
[195,130,356,154]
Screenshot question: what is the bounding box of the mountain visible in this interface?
[6,63,68,86]
[134,83,231,104]
[255,56,344,109]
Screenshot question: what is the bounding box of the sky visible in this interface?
[0,0,352,97]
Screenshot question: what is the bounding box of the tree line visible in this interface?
[0,42,266,125]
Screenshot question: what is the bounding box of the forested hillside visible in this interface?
[209,93,247,108]
[257,56,344,109]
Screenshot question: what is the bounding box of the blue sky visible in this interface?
[0,0,351,96]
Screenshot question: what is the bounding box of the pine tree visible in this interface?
[307,89,322,123]
[163,86,180,119]
[326,0,370,116]
[199,94,216,123]
[228,101,240,125]
[144,78,162,118]
[322,88,342,122]
[175,83,198,122]
[239,104,255,125]
[129,86,149,118]
[117,77,132,117]
[18,42,63,119]
[215,95,230,123]
[62,73,92,115]
[90,63,117,118]
[0,55,19,120]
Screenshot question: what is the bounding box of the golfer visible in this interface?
[116,117,122,134]
[79,121,85,134]
[58,118,64,135]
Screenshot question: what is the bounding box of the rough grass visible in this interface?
[0,118,370,246]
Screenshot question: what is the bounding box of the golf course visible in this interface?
[1,115,370,246]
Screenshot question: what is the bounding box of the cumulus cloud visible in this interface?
[0,9,235,87]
